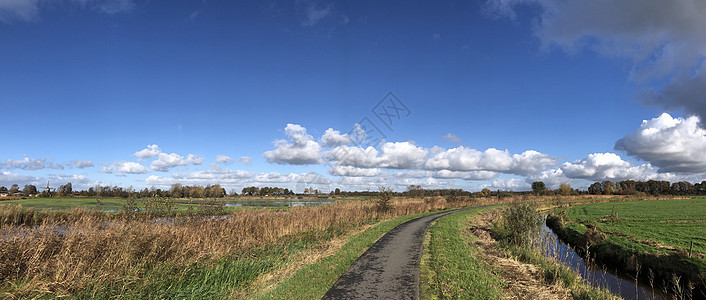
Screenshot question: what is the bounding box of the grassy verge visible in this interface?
[77,226,349,299]
[499,243,617,300]
[254,209,457,300]
[421,207,502,299]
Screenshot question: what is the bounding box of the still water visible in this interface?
[540,221,669,300]
[225,198,333,207]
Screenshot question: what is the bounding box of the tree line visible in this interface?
[4,179,706,199]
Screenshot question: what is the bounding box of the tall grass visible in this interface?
[0,197,500,297]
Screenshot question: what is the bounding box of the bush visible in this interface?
[500,203,543,246]
[376,186,393,212]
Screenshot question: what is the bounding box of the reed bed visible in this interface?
[0,197,497,297]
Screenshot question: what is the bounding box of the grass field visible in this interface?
[561,197,706,254]
[550,197,706,297]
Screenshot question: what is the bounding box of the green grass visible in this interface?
[562,198,706,254]
[255,209,459,300]
[564,197,706,221]
[551,198,706,295]
[421,207,502,299]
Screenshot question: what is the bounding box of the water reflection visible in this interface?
[225,198,333,207]
[540,220,668,300]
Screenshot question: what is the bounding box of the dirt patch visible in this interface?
[467,211,571,300]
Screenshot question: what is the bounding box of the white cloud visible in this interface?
[424,147,556,176]
[377,142,428,169]
[1,157,63,170]
[320,128,353,147]
[263,124,323,165]
[72,160,94,169]
[151,153,205,172]
[527,168,570,189]
[326,142,427,170]
[328,166,384,177]
[486,178,531,191]
[433,170,499,181]
[0,171,38,187]
[102,161,149,175]
[442,133,462,143]
[561,153,657,181]
[615,113,706,173]
[215,155,234,164]
[134,144,161,160]
[239,156,252,165]
[486,0,706,121]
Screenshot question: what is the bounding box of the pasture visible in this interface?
[562,197,706,254]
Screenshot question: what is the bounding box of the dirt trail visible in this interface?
[322,206,485,300]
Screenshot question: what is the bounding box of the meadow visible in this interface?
[561,197,706,254]
[549,197,706,297]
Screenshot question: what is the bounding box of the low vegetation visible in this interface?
[496,204,617,299]
[421,207,502,299]
[0,195,498,298]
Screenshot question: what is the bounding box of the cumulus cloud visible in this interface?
[239,156,252,165]
[134,144,161,160]
[615,113,706,173]
[560,153,655,181]
[0,171,38,187]
[486,178,531,191]
[145,167,332,193]
[326,142,428,169]
[432,170,499,181]
[1,157,63,170]
[215,155,234,164]
[102,161,149,175]
[72,160,94,169]
[151,153,205,172]
[424,147,557,176]
[328,166,384,177]
[320,128,352,147]
[487,0,706,121]
[263,124,323,165]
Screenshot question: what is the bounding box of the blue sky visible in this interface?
[2,0,706,193]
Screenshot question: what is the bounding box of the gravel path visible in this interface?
[322,206,485,300]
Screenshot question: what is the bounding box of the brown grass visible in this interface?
[0,194,665,297]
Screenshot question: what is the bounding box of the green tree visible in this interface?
[558,183,572,196]
[334,187,341,195]
[22,184,38,195]
[57,182,72,196]
[531,181,546,194]
[9,184,20,194]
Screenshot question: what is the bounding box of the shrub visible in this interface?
[376,186,393,212]
[501,203,543,246]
